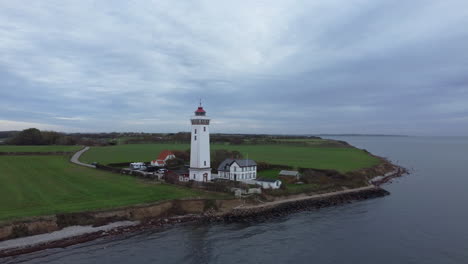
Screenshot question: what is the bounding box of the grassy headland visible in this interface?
[0,155,220,221]
[0,137,386,222]
[81,143,380,173]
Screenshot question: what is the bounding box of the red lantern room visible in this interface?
[195,105,206,116]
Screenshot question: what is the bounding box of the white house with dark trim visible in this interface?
[217,159,257,182]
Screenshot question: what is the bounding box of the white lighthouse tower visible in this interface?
[189,103,211,182]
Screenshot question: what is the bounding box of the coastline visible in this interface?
[0,148,408,258]
[0,184,394,258]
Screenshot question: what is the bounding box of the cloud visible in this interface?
[0,120,66,131]
[53,116,86,121]
[0,0,468,135]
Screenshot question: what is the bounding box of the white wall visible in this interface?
[190,117,210,169]
[189,168,211,182]
[229,162,256,181]
[256,180,282,189]
[218,162,257,181]
[164,154,175,161]
[189,115,211,182]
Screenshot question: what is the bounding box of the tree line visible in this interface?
[5,128,111,146]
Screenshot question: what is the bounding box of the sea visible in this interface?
[3,136,468,264]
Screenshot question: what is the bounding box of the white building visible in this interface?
[130,162,146,170]
[189,103,211,182]
[217,159,257,182]
[255,178,282,189]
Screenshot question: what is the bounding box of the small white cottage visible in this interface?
[217,159,257,182]
[255,178,282,189]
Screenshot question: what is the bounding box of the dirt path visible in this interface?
[0,221,138,252]
[70,146,95,168]
[234,185,377,210]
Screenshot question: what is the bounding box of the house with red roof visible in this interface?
[150,150,176,167]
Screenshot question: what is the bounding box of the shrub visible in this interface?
[10,224,29,238]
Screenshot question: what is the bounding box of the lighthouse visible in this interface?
[189,103,211,182]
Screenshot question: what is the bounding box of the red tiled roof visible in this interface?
[157,150,174,161]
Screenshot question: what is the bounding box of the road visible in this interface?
[70,146,96,168]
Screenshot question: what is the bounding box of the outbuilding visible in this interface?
[255,178,282,189]
[178,173,190,182]
[278,170,301,183]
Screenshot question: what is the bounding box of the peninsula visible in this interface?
[0,109,406,256]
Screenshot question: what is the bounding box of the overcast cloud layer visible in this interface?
[1,0,467,135]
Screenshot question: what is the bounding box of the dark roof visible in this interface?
[217,158,257,171]
[279,170,300,176]
[256,178,280,183]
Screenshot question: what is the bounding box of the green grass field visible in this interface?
[257,169,282,179]
[0,155,216,221]
[0,145,82,152]
[81,143,381,172]
[80,143,189,164]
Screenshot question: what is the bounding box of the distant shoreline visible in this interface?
[317,134,409,137]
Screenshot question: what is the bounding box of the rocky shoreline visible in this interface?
[0,150,408,259]
[0,185,390,258]
[370,166,407,186]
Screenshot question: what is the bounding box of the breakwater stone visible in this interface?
[220,187,389,223]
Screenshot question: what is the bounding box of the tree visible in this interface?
[211,149,243,171]
[10,128,43,145]
[164,171,180,184]
[41,131,61,145]
[171,149,190,162]
[166,158,185,170]
[230,138,244,145]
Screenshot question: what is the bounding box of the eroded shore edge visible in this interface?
[0,151,407,258]
[0,181,402,258]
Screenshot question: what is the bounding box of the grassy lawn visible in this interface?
[0,155,218,222]
[80,143,190,164]
[81,143,381,173]
[273,138,327,143]
[257,169,281,179]
[0,145,82,152]
[257,169,333,194]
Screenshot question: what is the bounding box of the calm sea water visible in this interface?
[4,136,468,264]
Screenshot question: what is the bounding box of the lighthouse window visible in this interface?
[194,136,197,140]
[204,161,206,166]
[203,127,206,132]
[194,129,197,134]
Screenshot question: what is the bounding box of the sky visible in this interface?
[1,0,467,136]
